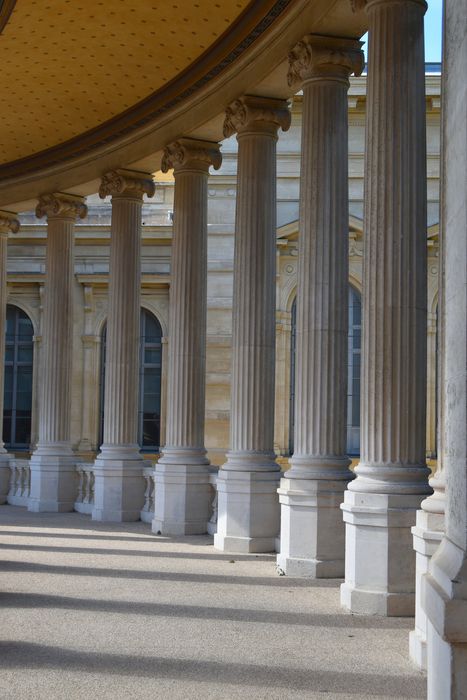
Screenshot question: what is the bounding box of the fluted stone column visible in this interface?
[341,0,431,616]
[214,96,291,553]
[277,36,364,578]
[424,1,467,694]
[93,169,155,522]
[153,138,221,535]
[410,184,445,668]
[0,211,20,501]
[29,193,87,512]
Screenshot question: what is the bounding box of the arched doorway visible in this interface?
[289,286,362,455]
[3,305,34,450]
[99,308,163,451]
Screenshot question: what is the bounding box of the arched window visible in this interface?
[3,305,34,450]
[289,287,362,456]
[99,308,163,451]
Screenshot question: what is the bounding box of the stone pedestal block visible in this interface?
[29,449,77,512]
[92,447,146,522]
[214,469,280,553]
[277,476,348,577]
[153,457,211,535]
[341,490,426,616]
[409,509,444,669]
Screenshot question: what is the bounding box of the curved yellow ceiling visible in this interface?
[0,0,250,163]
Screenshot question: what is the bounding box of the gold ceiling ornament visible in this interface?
[161,138,222,174]
[0,209,20,235]
[99,169,156,200]
[35,193,87,221]
[223,95,291,138]
[287,35,364,87]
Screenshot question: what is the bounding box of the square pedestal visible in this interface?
[152,463,211,535]
[92,455,146,522]
[0,453,13,504]
[28,453,78,512]
[340,490,425,616]
[214,469,280,553]
[277,477,348,577]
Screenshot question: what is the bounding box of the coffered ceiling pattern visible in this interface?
[0,0,249,162]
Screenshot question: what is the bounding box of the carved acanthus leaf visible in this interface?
[161,138,222,173]
[0,210,20,235]
[287,35,364,87]
[35,193,87,221]
[223,96,291,138]
[99,169,156,200]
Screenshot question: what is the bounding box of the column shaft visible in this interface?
[153,138,221,536]
[341,0,431,616]
[0,212,19,501]
[92,169,155,522]
[214,96,290,553]
[29,194,86,512]
[277,36,363,577]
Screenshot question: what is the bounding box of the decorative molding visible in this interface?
[0,209,19,234]
[99,169,156,200]
[0,0,16,35]
[161,138,222,174]
[35,193,87,221]
[223,95,291,137]
[350,0,427,11]
[287,35,364,87]
[0,0,293,181]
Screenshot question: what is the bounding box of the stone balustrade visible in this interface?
[74,463,95,514]
[140,467,155,523]
[7,460,30,506]
[207,468,218,536]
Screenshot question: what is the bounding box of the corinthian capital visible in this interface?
[99,169,156,200]
[223,96,291,138]
[287,35,364,87]
[36,193,87,221]
[0,210,20,235]
[161,138,222,174]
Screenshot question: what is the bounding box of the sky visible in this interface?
[362,0,443,62]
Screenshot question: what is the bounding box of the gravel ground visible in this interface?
[0,506,426,700]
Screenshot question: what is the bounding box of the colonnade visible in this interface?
[0,1,465,695]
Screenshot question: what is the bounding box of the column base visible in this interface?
[214,467,280,553]
[341,490,426,616]
[277,476,350,578]
[28,447,78,512]
[152,451,211,535]
[410,508,444,669]
[92,445,146,522]
[0,451,13,504]
[423,537,467,699]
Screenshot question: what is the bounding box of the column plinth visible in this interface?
[29,194,87,512]
[214,96,291,553]
[92,170,155,522]
[0,212,20,501]
[341,0,431,616]
[276,35,364,577]
[153,138,221,536]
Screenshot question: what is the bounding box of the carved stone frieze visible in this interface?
[99,169,156,200]
[223,95,291,138]
[0,210,20,235]
[161,138,222,174]
[287,35,364,87]
[35,193,87,221]
[350,0,427,11]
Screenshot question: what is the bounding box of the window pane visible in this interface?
[17,346,33,363]
[4,306,34,449]
[144,347,161,364]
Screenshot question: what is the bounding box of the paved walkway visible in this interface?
[0,506,426,699]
